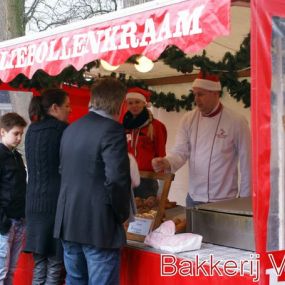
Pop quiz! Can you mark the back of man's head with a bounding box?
[90,77,127,116]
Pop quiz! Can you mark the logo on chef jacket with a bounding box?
[216,128,227,139]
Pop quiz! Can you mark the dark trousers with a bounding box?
[32,253,63,285]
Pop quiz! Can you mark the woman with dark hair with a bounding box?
[25,88,71,285]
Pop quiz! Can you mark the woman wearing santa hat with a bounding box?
[122,87,167,198]
[152,71,251,207]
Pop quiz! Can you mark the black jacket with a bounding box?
[0,143,26,235]
[25,116,67,256]
[54,112,131,248]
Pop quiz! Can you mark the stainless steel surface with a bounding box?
[195,197,252,216]
[186,197,255,251]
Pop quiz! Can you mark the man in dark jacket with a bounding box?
[54,77,131,285]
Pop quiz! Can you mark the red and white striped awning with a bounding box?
[0,0,230,82]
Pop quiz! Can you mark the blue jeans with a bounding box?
[62,240,120,285]
[0,219,25,285]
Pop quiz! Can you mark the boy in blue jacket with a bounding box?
[0,112,27,285]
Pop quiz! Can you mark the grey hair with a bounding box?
[90,77,127,116]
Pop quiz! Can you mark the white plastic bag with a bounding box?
[144,220,202,253]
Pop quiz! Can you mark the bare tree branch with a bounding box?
[25,0,119,33]
[24,0,43,24]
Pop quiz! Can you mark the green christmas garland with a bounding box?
[7,34,250,112]
[156,33,250,110]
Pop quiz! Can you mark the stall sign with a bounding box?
[0,0,230,82]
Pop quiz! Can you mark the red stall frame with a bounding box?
[252,0,285,284]
[6,0,285,284]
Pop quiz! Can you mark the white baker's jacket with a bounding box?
[166,105,251,202]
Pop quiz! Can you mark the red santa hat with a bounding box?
[192,71,221,91]
[126,87,151,103]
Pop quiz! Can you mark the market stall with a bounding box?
[1,0,282,284]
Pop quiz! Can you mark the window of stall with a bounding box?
[269,16,285,251]
[0,91,12,116]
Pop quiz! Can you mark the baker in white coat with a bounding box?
[152,71,251,207]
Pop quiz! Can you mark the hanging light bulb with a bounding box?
[100,59,120,71]
[134,56,154,73]
[83,72,93,82]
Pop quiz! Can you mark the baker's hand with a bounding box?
[152,157,171,173]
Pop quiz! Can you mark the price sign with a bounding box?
[127,217,153,236]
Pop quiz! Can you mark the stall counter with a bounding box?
[14,241,258,285]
